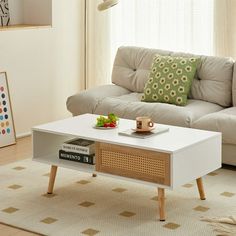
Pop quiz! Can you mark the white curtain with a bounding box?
[214,0,236,58]
[86,0,236,87]
[86,0,111,88]
[110,0,214,61]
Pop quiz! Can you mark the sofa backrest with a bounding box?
[112,46,235,107]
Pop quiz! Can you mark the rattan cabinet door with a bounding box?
[95,142,170,186]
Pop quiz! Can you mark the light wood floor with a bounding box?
[0,136,42,236]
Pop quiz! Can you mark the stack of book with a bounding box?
[59,138,95,165]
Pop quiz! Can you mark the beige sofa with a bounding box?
[67,46,236,166]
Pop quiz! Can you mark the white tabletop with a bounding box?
[32,114,221,154]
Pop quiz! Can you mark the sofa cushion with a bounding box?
[192,107,236,145]
[142,55,199,106]
[112,46,234,107]
[112,47,172,93]
[184,54,234,108]
[66,85,131,116]
[93,93,223,127]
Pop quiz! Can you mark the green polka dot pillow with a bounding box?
[141,55,200,106]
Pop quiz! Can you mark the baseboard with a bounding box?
[16,132,31,139]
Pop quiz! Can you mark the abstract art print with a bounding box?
[0,0,10,26]
[0,72,16,148]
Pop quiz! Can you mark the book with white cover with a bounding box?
[118,127,169,139]
[61,138,95,155]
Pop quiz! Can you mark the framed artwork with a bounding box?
[0,72,16,148]
[0,0,10,26]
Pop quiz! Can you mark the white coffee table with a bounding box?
[32,114,221,221]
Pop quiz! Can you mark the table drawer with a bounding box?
[95,142,170,186]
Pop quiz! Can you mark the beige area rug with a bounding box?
[0,159,236,236]
[201,216,236,236]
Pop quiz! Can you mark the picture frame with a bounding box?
[0,72,16,148]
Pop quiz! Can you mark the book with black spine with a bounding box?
[59,150,95,165]
[61,138,95,155]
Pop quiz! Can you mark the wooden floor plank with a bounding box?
[0,136,32,166]
[0,224,23,236]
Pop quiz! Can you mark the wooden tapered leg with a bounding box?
[196,178,206,200]
[47,165,58,194]
[158,188,165,221]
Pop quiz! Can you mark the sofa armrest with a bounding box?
[66,84,131,116]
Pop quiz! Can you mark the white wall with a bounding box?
[23,0,52,25]
[0,0,84,136]
[9,0,52,25]
[8,0,24,24]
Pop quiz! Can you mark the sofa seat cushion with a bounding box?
[192,107,236,145]
[94,93,223,127]
[66,85,131,116]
